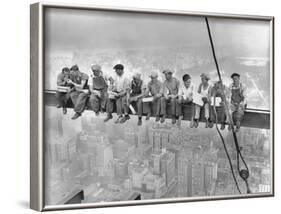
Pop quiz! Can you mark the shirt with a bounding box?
[229,82,247,104]
[130,80,144,96]
[71,71,89,89]
[147,79,164,96]
[113,74,130,93]
[198,83,211,98]
[57,72,71,86]
[91,75,108,91]
[178,83,194,100]
[163,77,180,95]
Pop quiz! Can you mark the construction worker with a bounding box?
[124,72,146,126]
[209,80,230,130]
[89,64,108,116]
[104,64,131,124]
[194,73,212,128]
[144,71,164,122]
[177,74,195,128]
[67,65,89,120]
[229,73,247,132]
[56,67,72,114]
[160,69,181,124]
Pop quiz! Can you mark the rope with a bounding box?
[205,17,251,194]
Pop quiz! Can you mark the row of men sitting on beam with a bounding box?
[56,63,247,132]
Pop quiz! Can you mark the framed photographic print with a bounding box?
[30,2,274,211]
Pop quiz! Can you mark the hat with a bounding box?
[62,67,70,73]
[113,64,124,70]
[182,74,191,82]
[200,73,210,81]
[70,64,79,71]
[231,73,240,78]
[91,64,102,71]
[162,69,174,74]
[132,72,141,79]
[149,71,158,78]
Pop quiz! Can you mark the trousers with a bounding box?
[106,95,126,116]
[160,97,177,116]
[70,91,89,114]
[89,92,108,113]
[56,91,70,107]
[176,99,194,119]
[194,103,210,119]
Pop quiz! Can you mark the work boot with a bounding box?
[160,115,166,123]
[228,124,232,131]
[190,119,194,128]
[208,120,214,128]
[71,112,81,120]
[172,116,176,124]
[194,119,199,128]
[115,115,123,124]
[146,113,151,121]
[235,121,241,132]
[137,117,142,126]
[62,107,67,115]
[120,115,130,124]
[205,119,209,128]
[104,113,113,122]
[155,116,160,122]
[220,123,226,130]
[177,116,183,128]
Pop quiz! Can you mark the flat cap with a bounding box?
[113,64,124,70]
[162,69,174,74]
[62,67,70,72]
[149,71,158,78]
[91,64,102,71]
[133,72,141,79]
[200,73,210,81]
[70,64,79,71]
[231,73,240,78]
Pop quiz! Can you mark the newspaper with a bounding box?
[192,92,204,106]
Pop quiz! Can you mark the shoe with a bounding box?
[137,118,142,126]
[172,116,176,124]
[115,116,123,124]
[155,116,160,122]
[120,115,130,124]
[208,120,214,128]
[228,124,232,131]
[71,112,81,120]
[160,115,166,123]
[194,119,199,128]
[146,114,151,121]
[236,121,241,132]
[190,120,194,128]
[104,114,113,122]
[205,120,209,128]
[177,116,183,127]
[220,123,225,130]
[62,107,67,115]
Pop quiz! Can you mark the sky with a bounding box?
[45,7,270,57]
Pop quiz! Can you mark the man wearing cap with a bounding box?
[89,64,108,116]
[124,72,146,126]
[144,71,164,122]
[67,65,90,120]
[104,64,131,123]
[209,80,230,130]
[56,67,72,114]
[194,73,212,128]
[177,74,195,127]
[160,69,181,124]
[228,73,247,132]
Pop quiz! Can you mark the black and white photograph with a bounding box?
[30,2,274,210]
